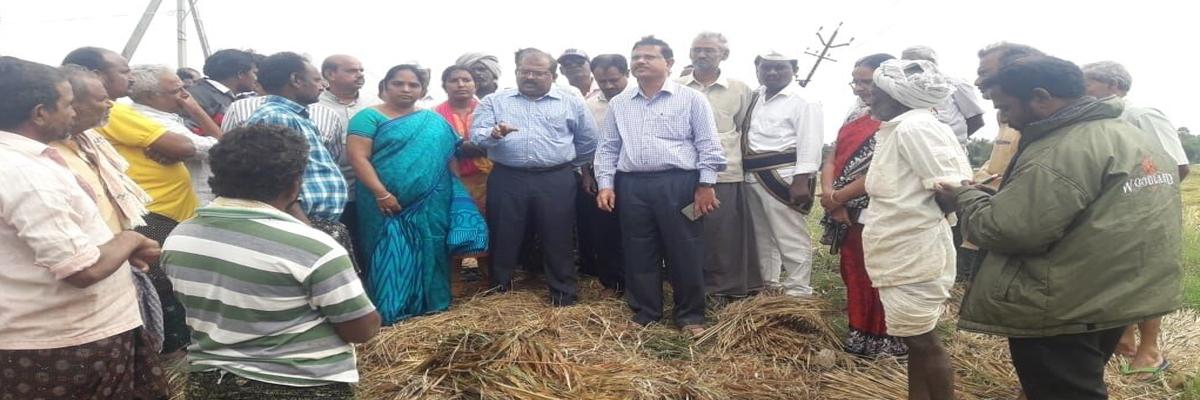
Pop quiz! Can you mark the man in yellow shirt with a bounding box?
[64,46,198,354]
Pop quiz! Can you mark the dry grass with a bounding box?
[341,281,1200,400]
[164,277,1200,399]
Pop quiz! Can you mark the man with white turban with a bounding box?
[861,58,972,399]
[456,52,502,98]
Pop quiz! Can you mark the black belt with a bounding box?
[617,169,695,177]
[494,162,572,173]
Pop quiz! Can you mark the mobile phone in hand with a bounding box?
[681,202,701,221]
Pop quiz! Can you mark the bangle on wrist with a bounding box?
[376,193,393,201]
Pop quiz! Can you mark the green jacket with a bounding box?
[955,97,1182,338]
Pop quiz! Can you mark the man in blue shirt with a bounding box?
[239,52,355,269]
[471,48,598,306]
[594,36,727,336]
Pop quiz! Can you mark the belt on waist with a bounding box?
[743,149,797,172]
[494,162,572,173]
[616,169,697,178]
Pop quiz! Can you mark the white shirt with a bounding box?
[0,130,141,350]
[131,103,219,205]
[318,90,381,122]
[745,82,824,180]
[932,77,986,144]
[1121,99,1190,166]
[861,109,972,286]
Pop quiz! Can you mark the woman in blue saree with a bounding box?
[347,64,487,325]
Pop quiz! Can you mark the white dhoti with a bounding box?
[746,178,812,296]
[877,262,955,337]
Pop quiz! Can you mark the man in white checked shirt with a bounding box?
[594,36,727,337]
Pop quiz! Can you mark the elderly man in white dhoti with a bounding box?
[860,59,972,400]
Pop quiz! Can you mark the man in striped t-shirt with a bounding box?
[162,124,379,398]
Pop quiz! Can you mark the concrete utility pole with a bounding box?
[176,0,186,68]
[121,0,211,67]
[798,22,854,88]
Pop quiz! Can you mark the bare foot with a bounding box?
[1114,343,1138,357]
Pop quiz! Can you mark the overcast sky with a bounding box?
[2,0,1195,142]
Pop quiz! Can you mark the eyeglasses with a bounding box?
[517,69,553,78]
[848,79,873,89]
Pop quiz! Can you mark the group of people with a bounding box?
[0,30,1188,400]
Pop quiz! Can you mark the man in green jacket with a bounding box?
[935,56,1182,400]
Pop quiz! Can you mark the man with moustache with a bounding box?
[677,32,758,303]
[578,54,630,296]
[744,52,823,299]
[595,36,727,335]
[471,48,598,306]
[0,57,168,400]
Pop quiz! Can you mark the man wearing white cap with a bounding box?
[558,49,600,100]
[862,58,972,399]
[744,52,823,298]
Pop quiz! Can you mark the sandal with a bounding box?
[1120,357,1170,381]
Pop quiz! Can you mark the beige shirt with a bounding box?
[861,109,972,286]
[1121,99,1190,166]
[974,121,1022,189]
[0,131,141,350]
[679,72,752,182]
[51,140,123,233]
[586,93,611,128]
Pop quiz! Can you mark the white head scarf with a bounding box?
[873,59,954,109]
[455,53,502,79]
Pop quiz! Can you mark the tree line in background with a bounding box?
[963,127,1199,168]
[826,128,1197,170]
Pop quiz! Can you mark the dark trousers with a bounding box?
[576,177,625,291]
[339,201,367,274]
[486,164,578,305]
[616,170,705,326]
[1008,327,1125,400]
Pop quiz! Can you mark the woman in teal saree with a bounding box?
[347,65,487,325]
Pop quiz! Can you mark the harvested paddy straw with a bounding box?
[168,280,1200,399]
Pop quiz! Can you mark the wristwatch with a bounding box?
[697,182,715,188]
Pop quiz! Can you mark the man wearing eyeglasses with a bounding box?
[676,31,758,304]
[471,48,598,307]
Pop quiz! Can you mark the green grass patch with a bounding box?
[1179,171,1200,308]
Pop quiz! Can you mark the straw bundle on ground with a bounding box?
[167,279,1200,399]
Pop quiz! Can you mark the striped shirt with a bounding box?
[469,86,597,168]
[594,81,727,189]
[161,197,375,387]
[240,96,348,221]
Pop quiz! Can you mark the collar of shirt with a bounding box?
[0,130,49,156]
[633,80,680,100]
[880,108,932,132]
[203,197,301,223]
[680,72,730,90]
[319,89,363,108]
[130,103,189,130]
[506,86,565,101]
[759,81,803,102]
[206,78,232,95]
[264,95,310,118]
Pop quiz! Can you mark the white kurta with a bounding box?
[861,108,970,336]
[861,108,971,287]
[744,83,824,296]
